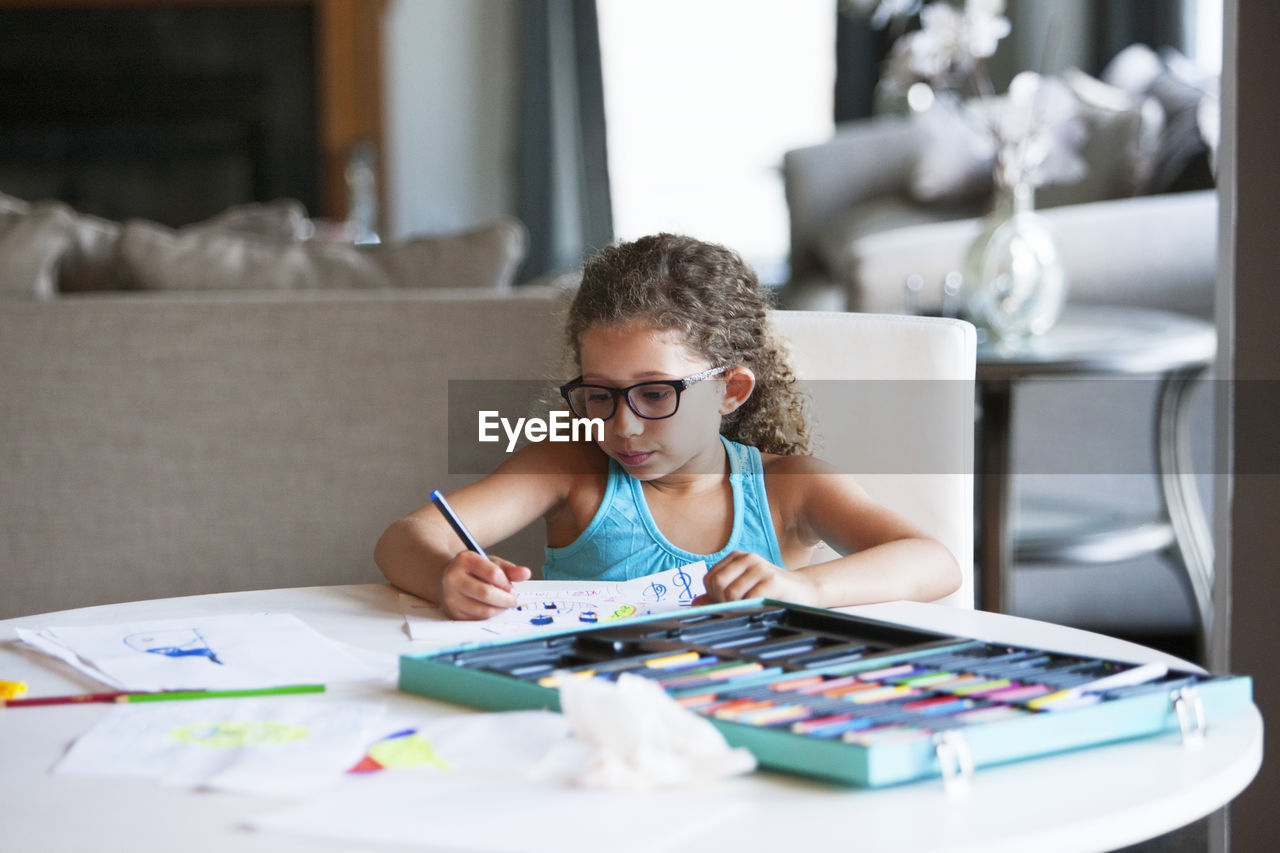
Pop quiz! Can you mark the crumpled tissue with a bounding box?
[532,672,757,791]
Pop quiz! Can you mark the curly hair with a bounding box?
[565,233,811,456]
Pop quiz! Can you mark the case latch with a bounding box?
[934,730,975,795]
[1173,685,1207,745]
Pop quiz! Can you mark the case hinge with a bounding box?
[1173,685,1207,745]
[934,730,975,795]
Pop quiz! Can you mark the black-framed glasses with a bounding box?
[559,366,729,421]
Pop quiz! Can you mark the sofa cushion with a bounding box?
[816,193,988,291]
[57,198,315,293]
[0,203,76,299]
[119,217,529,292]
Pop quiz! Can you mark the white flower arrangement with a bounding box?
[875,0,1011,97]
[853,0,1087,194]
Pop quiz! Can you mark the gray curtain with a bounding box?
[834,1,1190,124]
[518,0,613,280]
[1089,0,1186,73]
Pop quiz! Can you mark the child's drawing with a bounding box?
[400,562,708,643]
[124,628,223,665]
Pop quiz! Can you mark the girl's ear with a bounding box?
[719,366,755,415]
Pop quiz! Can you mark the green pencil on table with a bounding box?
[0,684,325,708]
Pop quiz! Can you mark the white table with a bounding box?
[0,585,1261,852]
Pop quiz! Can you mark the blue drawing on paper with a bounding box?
[124,628,224,665]
[643,581,667,603]
[674,567,695,603]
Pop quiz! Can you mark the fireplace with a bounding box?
[0,0,383,226]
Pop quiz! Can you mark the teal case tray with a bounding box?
[398,599,1252,788]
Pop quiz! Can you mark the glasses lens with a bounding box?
[567,386,616,420]
[627,383,679,418]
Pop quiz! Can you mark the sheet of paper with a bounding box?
[250,770,746,853]
[18,612,385,691]
[15,627,127,689]
[401,562,707,644]
[350,710,571,776]
[54,698,387,798]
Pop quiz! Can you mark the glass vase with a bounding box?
[960,182,1067,341]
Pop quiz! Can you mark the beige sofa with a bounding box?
[1,288,979,619]
[0,287,575,619]
[0,195,551,618]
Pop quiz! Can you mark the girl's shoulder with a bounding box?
[759,451,837,477]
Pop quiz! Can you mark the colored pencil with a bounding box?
[1,684,325,708]
[429,489,488,559]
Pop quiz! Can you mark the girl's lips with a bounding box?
[615,450,654,466]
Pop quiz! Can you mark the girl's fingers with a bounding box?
[490,556,533,583]
[442,553,522,619]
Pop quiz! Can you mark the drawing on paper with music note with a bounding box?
[399,562,708,643]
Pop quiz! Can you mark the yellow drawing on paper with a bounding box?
[367,732,449,770]
[171,720,309,748]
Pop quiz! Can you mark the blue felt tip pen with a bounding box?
[429,489,488,560]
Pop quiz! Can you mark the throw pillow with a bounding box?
[118,216,529,292]
[1103,44,1218,193]
[185,198,312,242]
[0,190,29,214]
[909,98,997,205]
[1036,68,1163,208]
[907,71,1164,209]
[0,202,76,299]
[58,198,315,293]
[58,211,130,293]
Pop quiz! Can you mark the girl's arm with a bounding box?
[787,457,962,605]
[701,457,961,608]
[373,442,577,618]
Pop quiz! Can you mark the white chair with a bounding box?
[771,310,976,608]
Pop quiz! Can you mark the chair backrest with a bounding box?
[770,310,976,608]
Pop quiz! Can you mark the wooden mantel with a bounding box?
[0,0,387,221]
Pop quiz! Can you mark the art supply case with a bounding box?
[398,600,1252,788]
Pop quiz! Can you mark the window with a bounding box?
[1185,0,1223,73]
[597,0,835,285]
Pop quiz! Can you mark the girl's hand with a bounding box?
[693,551,820,607]
[439,552,532,620]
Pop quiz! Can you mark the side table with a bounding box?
[976,305,1217,656]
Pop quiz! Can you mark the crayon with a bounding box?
[738,703,812,727]
[900,671,958,688]
[848,684,917,704]
[643,651,703,669]
[537,669,597,688]
[982,683,1052,703]
[854,663,918,681]
[949,678,1012,696]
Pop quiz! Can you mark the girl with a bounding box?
[375,234,960,619]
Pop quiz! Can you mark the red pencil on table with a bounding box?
[1,691,130,707]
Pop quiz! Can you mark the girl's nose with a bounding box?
[611,403,644,438]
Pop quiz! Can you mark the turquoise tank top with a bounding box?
[542,435,785,581]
